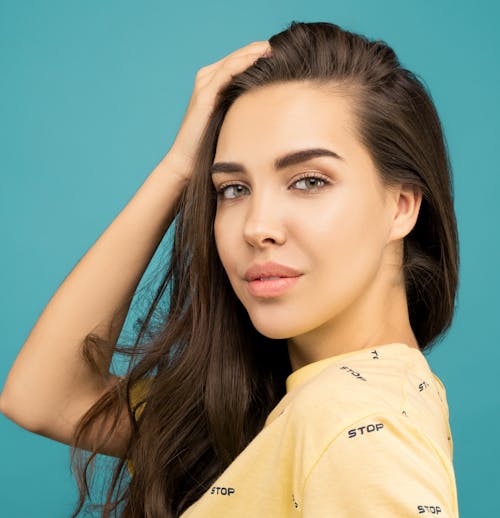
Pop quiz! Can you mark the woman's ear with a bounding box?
[387,184,423,242]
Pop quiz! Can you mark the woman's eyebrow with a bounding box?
[210,147,345,175]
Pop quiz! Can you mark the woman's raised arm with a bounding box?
[0,152,189,439]
[0,40,272,458]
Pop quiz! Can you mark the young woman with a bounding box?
[0,21,459,517]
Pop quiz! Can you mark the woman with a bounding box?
[0,20,459,517]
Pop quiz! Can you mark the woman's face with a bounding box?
[211,82,414,363]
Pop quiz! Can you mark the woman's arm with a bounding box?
[0,38,272,457]
[0,152,189,435]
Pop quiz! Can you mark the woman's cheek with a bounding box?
[214,215,236,274]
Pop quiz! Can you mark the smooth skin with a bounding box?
[211,82,423,371]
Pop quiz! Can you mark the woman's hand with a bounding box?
[165,40,272,181]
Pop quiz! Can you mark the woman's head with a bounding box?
[211,81,423,367]
[70,21,459,518]
[190,20,458,356]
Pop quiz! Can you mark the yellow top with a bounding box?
[127,342,459,516]
[125,377,150,477]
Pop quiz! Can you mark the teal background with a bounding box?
[1,0,498,516]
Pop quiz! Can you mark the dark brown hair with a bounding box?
[69,20,459,517]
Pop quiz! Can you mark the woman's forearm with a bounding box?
[0,152,190,431]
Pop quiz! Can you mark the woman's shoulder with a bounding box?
[285,349,453,459]
[286,347,443,425]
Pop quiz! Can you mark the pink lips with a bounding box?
[244,261,302,281]
[244,261,302,298]
[246,276,301,298]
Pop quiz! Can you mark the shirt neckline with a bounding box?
[285,342,422,393]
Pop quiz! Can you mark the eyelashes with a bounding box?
[215,172,332,200]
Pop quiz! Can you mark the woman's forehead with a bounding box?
[213,83,365,174]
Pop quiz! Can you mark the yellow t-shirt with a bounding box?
[126,377,150,477]
[128,342,459,516]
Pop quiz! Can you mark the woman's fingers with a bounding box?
[167,40,272,176]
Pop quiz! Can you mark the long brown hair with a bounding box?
[69,20,459,517]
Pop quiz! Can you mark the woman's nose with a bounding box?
[242,193,286,248]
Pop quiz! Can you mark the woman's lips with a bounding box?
[244,261,302,282]
[246,275,302,298]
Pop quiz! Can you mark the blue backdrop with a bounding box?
[1,0,498,516]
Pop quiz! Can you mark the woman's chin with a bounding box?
[248,316,304,340]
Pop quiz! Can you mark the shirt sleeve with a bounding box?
[301,411,459,517]
[126,377,154,477]
[128,377,153,420]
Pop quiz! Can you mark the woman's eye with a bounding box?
[215,174,329,200]
[293,175,328,191]
[216,184,250,199]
